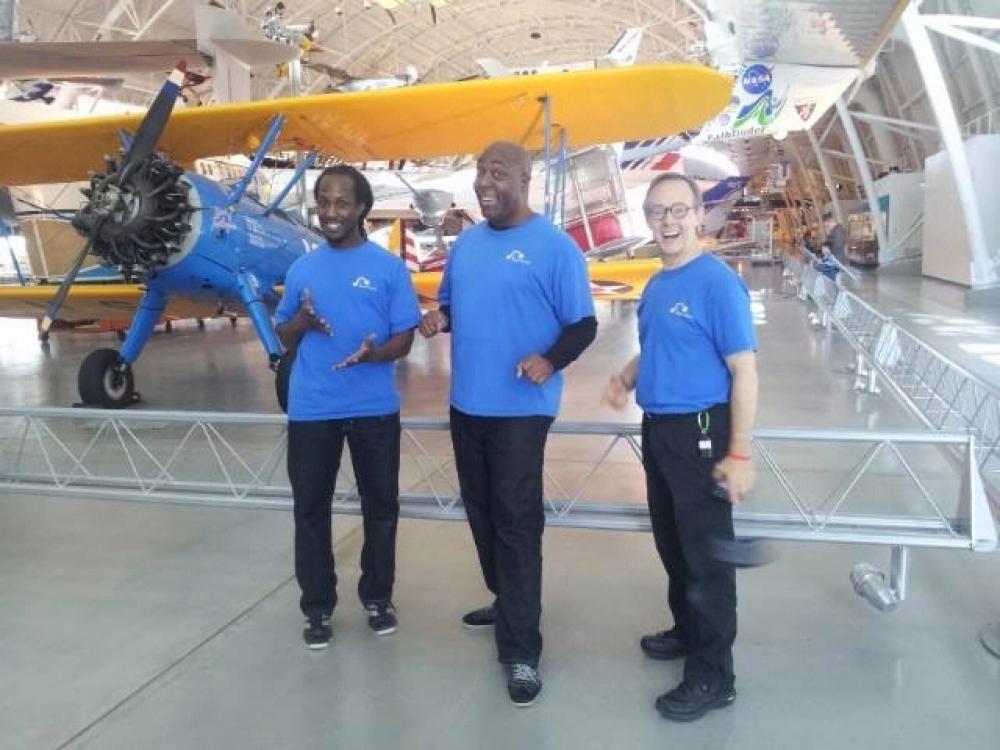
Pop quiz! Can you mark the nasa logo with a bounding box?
[741,64,772,96]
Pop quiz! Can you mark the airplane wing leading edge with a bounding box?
[0,63,732,186]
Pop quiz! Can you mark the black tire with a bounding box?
[275,349,294,414]
[78,348,135,408]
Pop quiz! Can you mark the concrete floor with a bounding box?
[1,264,998,749]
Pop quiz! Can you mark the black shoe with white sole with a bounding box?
[303,615,332,650]
[461,602,497,630]
[365,601,398,636]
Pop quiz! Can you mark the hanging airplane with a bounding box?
[0,61,731,408]
[476,27,643,77]
[307,63,421,93]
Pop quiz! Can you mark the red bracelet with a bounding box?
[726,452,752,461]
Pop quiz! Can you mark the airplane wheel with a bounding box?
[275,350,294,414]
[78,348,135,408]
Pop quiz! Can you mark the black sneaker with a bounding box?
[655,680,736,722]
[461,602,497,630]
[506,663,542,707]
[365,601,398,636]
[640,628,689,661]
[303,615,332,650]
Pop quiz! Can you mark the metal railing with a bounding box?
[0,407,993,553]
[787,252,1000,504]
[963,106,1000,137]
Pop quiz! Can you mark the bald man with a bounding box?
[420,141,597,706]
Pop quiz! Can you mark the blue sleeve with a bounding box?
[550,232,595,325]
[709,273,757,357]
[389,260,422,335]
[274,262,302,325]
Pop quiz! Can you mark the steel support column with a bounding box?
[835,97,889,255]
[902,4,996,287]
[789,139,827,242]
[807,125,844,226]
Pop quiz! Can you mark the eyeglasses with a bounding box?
[643,203,696,221]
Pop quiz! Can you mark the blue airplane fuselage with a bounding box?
[117,171,325,365]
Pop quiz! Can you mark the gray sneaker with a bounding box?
[506,663,542,707]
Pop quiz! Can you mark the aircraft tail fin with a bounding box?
[475,58,510,77]
[605,28,643,66]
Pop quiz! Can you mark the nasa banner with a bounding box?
[699,62,857,141]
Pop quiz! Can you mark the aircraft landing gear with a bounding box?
[275,351,292,414]
[78,348,138,408]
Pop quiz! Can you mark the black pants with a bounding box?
[642,404,737,689]
[450,407,553,667]
[287,414,401,619]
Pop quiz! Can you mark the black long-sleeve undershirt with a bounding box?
[544,316,597,370]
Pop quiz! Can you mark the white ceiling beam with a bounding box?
[92,0,135,41]
[923,16,1000,57]
[133,0,179,39]
[850,111,940,133]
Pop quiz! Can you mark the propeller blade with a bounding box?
[118,62,187,181]
[38,231,97,339]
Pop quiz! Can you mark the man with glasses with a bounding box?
[605,172,759,722]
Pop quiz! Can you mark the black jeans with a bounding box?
[287,414,401,619]
[450,407,553,668]
[641,404,737,689]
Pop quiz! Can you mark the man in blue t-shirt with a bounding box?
[605,173,759,722]
[420,141,596,707]
[275,165,421,650]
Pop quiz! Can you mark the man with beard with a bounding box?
[275,165,421,649]
[420,141,597,706]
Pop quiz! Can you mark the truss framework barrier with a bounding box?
[788,252,1000,505]
[0,406,994,557]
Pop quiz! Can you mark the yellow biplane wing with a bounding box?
[0,63,731,186]
[0,258,663,319]
[0,284,219,319]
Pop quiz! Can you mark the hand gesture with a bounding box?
[712,456,756,504]
[333,333,376,370]
[297,288,332,335]
[602,374,630,410]
[419,309,448,338]
[515,354,554,385]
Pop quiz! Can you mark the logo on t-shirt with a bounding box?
[669,301,693,319]
[352,276,377,291]
[505,249,530,265]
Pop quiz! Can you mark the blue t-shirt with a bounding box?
[274,240,421,421]
[439,214,595,417]
[637,253,756,414]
